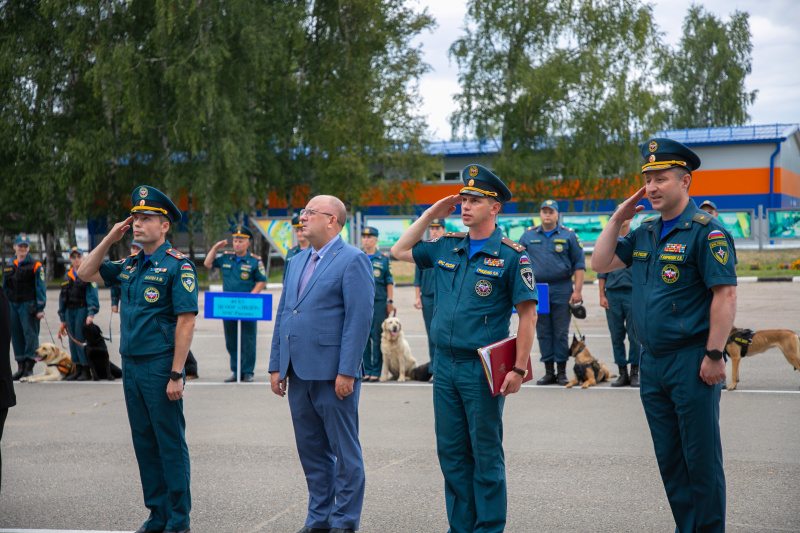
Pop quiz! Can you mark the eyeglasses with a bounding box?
[300,207,336,219]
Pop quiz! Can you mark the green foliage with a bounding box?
[659,6,757,128]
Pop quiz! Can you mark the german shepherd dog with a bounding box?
[725,327,800,391]
[566,334,612,388]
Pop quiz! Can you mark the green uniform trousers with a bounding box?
[9,300,39,361]
[362,300,386,378]
[64,308,88,365]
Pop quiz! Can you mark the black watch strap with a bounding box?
[170,370,183,381]
[705,349,723,361]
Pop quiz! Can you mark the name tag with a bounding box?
[437,259,457,271]
[117,273,131,281]
[222,264,232,268]
[553,239,567,244]
[659,254,686,263]
[632,250,650,261]
[475,267,502,277]
[143,274,167,284]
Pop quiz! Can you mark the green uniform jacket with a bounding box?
[368,249,393,301]
[212,251,267,292]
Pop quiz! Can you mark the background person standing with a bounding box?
[361,226,394,382]
[204,225,267,383]
[413,218,445,376]
[3,234,46,381]
[0,285,16,494]
[111,241,143,313]
[58,247,100,382]
[284,214,310,281]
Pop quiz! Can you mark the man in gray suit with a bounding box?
[269,195,374,533]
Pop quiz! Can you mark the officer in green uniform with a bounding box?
[699,199,719,218]
[361,226,394,381]
[112,241,142,313]
[79,186,197,533]
[58,247,100,381]
[413,219,445,374]
[283,214,310,281]
[204,225,267,382]
[392,164,538,533]
[592,139,737,533]
[3,234,46,380]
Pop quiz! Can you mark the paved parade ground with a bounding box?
[1,282,799,532]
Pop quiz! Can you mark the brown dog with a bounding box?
[20,343,74,382]
[725,327,800,391]
[566,334,612,388]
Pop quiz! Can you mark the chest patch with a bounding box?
[150,267,168,273]
[484,258,504,267]
[661,264,680,284]
[241,271,250,280]
[659,254,686,263]
[475,279,492,297]
[530,239,542,244]
[709,240,729,265]
[475,267,501,278]
[553,239,567,244]
[633,250,650,260]
[374,269,381,277]
[437,259,456,271]
[144,287,160,303]
[555,244,564,252]
[520,267,535,291]
[663,243,686,254]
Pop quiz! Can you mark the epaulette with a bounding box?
[128,252,138,257]
[693,212,712,226]
[526,226,535,231]
[166,248,187,260]
[223,251,234,255]
[501,237,525,252]
[444,232,467,238]
[565,226,575,232]
[251,254,262,260]
[642,215,660,223]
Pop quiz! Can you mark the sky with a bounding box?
[411,0,800,141]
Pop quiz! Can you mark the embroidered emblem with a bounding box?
[659,254,685,263]
[181,264,193,271]
[484,258,504,267]
[143,275,165,283]
[475,267,501,277]
[709,240,729,265]
[520,267,535,291]
[649,141,658,152]
[555,244,564,252]
[633,251,650,260]
[475,279,492,297]
[437,259,456,270]
[661,264,679,284]
[181,273,195,292]
[118,273,131,280]
[241,271,250,280]
[708,230,724,240]
[139,187,148,198]
[663,243,686,254]
[519,255,531,265]
[144,287,160,302]
[374,269,381,277]
[129,265,137,274]
[469,165,479,178]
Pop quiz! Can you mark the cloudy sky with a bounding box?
[411,0,800,140]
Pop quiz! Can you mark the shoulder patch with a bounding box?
[444,232,467,238]
[693,212,712,226]
[166,248,187,260]
[501,237,525,252]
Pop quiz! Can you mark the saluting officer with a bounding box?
[283,214,310,281]
[413,218,445,375]
[392,164,538,533]
[58,247,100,381]
[592,138,737,533]
[361,226,394,382]
[3,234,46,381]
[111,241,143,313]
[79,186,197,533]
[518,200,585,385]
[204,225,267,382]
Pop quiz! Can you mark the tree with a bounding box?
[660,5,757,129]
[449,0,667,209]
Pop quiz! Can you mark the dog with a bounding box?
[725,327,800,391]
[411,362,433,382]
[82,323,122,381]
[566,334,612,388]
[379,315,416,382]
[20,344,74,382]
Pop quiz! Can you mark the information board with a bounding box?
[204,292,273,321]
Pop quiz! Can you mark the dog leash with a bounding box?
[572,318,583,338]
[42,314,57,344]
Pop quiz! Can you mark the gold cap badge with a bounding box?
[648,141,658,153]
[469,166,478,177]
[139,187,148,198]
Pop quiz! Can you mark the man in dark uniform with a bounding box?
[597,218,641,387]
[413,218,445,375]
[112,241,142,313]
[79,185,197,533]
[392,164,538,533]
[284,214,310,281]
[0,284,17,490]
[3,234,46,381]
[592,138,737,533]
[361,226,394,382]
[204,225,267,382]
[518,200,585,385]
[699,200,719,218]
[58,247,100,381]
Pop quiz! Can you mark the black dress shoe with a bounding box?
[164,529,190,533]
[330,528,355,533]
[134,527,164,533]
[242,374,255,382]
[297,527,330,533]
[536,372,557,385]
[224,373,238,383]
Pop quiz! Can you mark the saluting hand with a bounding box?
[107,216,133,243]
[213,239,228,249]
[612,187,647,223]
[427,195,461,220]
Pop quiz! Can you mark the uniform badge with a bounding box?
[112,259,125,265]
[39,269,45,281]
[181,263,193,271]
[129,265,137,274]
[475,267,501,277]
[374,269,381,277]
[241,271,250,280]
[520,267,535,291]
[144,287,160,302]
[428,236,440,243]
[649,154,656,163]
[181,273,195,292]
[484,258,504,267]
[709,240,729,265]
[469,166,478,178]
[663,243,686,254]
[475,279,492,297]
[437,259,456,270]
[259,265,266,276]
[649,140,658,152]
[555,244,563,252]
[139,199,146,206]
[150,267,168,273]
[708,230,724,240]
[519,255,531,265]
[661,264,679,284]
[139,187,148,198]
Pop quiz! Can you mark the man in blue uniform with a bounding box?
[361,226,394,382]
[112,241,142,313]
[79,186,197,533]
[204,225,267,382]
[597,217,641,387]
[58,247,100,381]
[518,200,585,385]
[413,218,445,375]
[3,234,46,381]
[284,214,310,281]
[699,200,719,218]
[592,138,737,533]
[392,164,538,533]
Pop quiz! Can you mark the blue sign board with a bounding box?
[204,292,273,321]
[513,283,549,315]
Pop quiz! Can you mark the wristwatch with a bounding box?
[705,349,723,361]
[511,366,528,378]
[387,299,394,304]
[170,371,183,381]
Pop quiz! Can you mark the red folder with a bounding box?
[477,335,533,396]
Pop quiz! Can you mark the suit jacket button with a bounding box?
[292,310,297,315]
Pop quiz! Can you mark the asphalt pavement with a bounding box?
[1,282,799,532]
